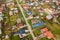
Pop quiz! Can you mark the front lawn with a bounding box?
[12,35,20,40]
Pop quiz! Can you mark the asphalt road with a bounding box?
[15,0,36,40]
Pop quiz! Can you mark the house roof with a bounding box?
[19,29,25,34]
[43,31,54,39]
[22,4,28,9]
[41,28,48,32]
[46,14,52,20]
[31,20,38,24]
[9,11,13,16]
[17,23,23,28]
[42,27,54,39]
[16,18,21,23]
[53,14,58,17]
[27,11,31,15]
[32,20,44,28]
[1,4,5,7]
[0,8,3,13]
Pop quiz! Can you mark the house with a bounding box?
[32,21,44,28]
[27,11,32,15]
[1,4,5,7]
[43,31,54,39]
[16,18,21,23]
[56,0,60,3]
[31,19,38,24]
[22,4,28,10]
[9,11,13,16]
[56,0,60,5]
[53,14,58,18]
[41,27,48,33]
[14,8,18,14]
[28,14,33,19]
[11,2,14,5]
[0,8,3,14]
[19,29,26,36]
[33,2,39,6]
[46,14,52,20]
[31,20,45,28]
[17,23,23,28]
[19,27,29,36]
[41,28,54,39]
[11,25,16,30]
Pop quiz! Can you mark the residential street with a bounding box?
[15,0,35,40]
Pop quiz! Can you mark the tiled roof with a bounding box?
[43,31,54,39]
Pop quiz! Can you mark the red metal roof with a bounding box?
[42,28,48,32]
[44,31,54,39]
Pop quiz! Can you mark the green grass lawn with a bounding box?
[33,28,41,37]
[40,37,54,40]
[12,35,20,40]
[23,10,28,17]
[22,34,33,40]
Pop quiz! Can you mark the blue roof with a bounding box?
[27,11,31,15]
[19,29,25,34]
[32,21,45,28]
